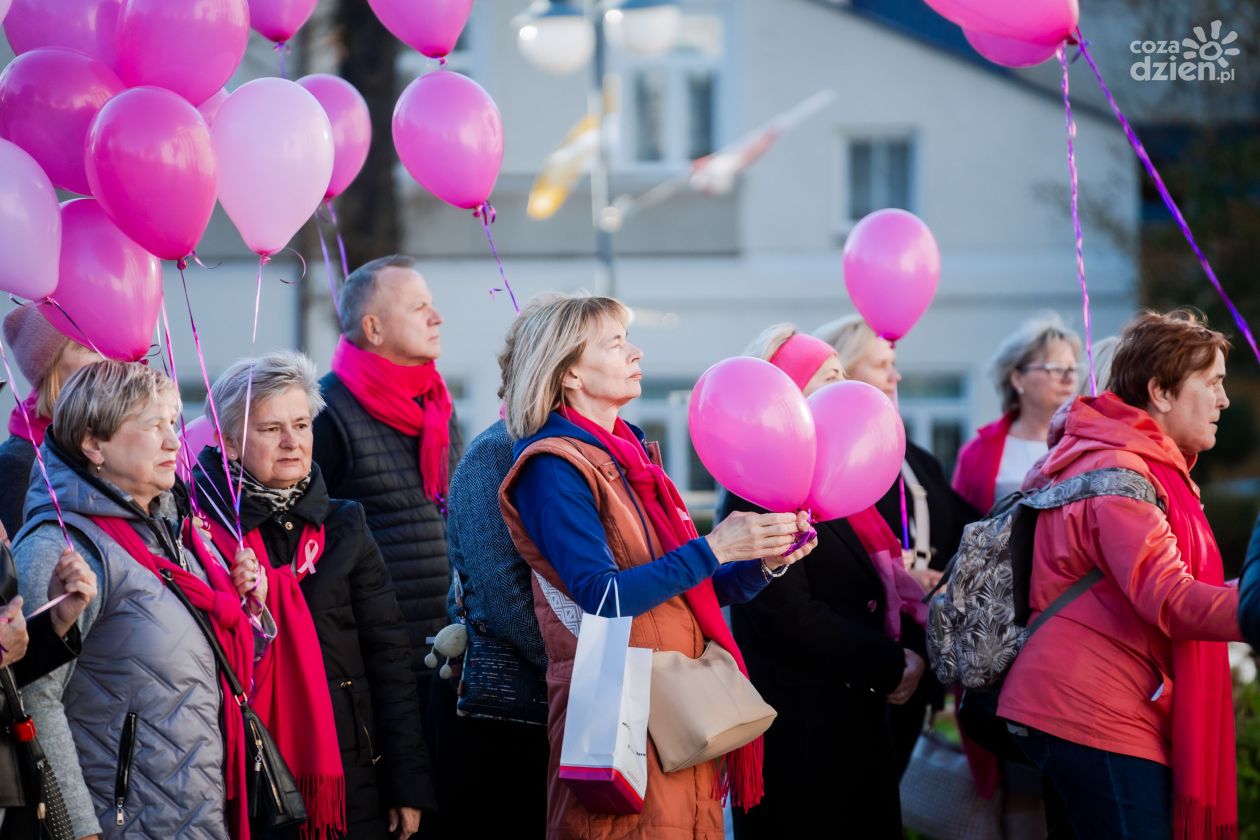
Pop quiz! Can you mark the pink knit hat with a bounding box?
[2,306,72,389]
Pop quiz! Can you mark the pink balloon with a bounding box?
[368,0,472,58]
[843,209,940,343]
[116,0,249,106]
[689,357,816,512]
[212,78,334,257]
[0,139,61,300]
[248,0,317,43]
[42,198,162,362]
[3,0,122,69]
[297,74,372,200]
[177,415,217,483]
[0,48,124,195]
[85,86,218,261]
[805,382,906,521]
[393,71,503,211]
[197,87,229,126]
[0,0,10,25]
[923,0,1078,46]
[964,28,1061,68]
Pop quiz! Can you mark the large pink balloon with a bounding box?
[964,28,1060,68]
[0,48,124,195]
[297,74,372,200]
[924,0,1078,46]
[3,0,122,68]
[368,0,473,58]
[248,0,317,43]
[393,71,503,210]
[806,382,906,521]
[42,199,162,362]
[197,87,229,126]
[213,78,334,257]
[85,86,218,261]
[177,415,218,483]
[843,209,940,343]
[116,0,249,106]
[0,139,61,300]
[0,0,10,25]
[689,357,816,512]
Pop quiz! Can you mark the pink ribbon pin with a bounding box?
[297,539,319,576]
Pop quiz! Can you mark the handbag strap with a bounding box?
[157,568,247,705]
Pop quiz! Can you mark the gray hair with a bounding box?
[742,323,799,362]
[990,312,1083,413]
[503,293,630,440]
[814,314,877,372]
[338,254,417,342]
[1079,335,1120,396]
[53,361,179,467]
[208,351,325,451]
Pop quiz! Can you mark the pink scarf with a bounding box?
[7,391,48,446]
[330,337,452,505]
[846,506,928,639]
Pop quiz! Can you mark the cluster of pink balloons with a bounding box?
[926,0,1080,68]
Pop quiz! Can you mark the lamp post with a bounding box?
[515,0,681,297]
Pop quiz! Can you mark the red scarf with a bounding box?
[8,391,49,446]
[330,337,452,505]
[559,407,765,810]
[91,516,254,840]
[1148,460,1237,840]
[205,518,346,840]
[846,507,928,640]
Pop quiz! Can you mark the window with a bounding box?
[897,373,969,473]
[846,136,915,221]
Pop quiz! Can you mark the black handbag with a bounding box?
[456,628,548,726]
[158,569,308,832]
[0,667,75,840]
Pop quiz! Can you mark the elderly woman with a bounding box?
[0,306,101,536]
[498,294,815,839]
[999,310,1241,838]
[192,351,427,840]
[720,324,925,840]
[14,360,264,839]
[953,313,1082,514]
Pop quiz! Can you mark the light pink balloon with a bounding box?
[85,86,218,261]
[368,0,473,58]
[3,0,122,69]
[212,78,334,257]
[248,0,317,43]
[177,415,218,483]
[116,0,249,106]
[197,87,229,125]
[0,0,11,25]
[843,209,940,343]
[689,357,816,513]
[923,0,1078,46]
[393,71,503,210]
[297,74,372,200]
[42,198,162,362]
[806,382,906,521]
[964,28,1061,67]
[0,139,61,300]
[0,48,124,195]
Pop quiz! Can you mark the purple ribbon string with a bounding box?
[890,384,911,551]
[158,296,203,517]
[326,202,351,279]
[40,297,109,361]
[1076,38,1260,365]
[474,201,520,314]
[1059,46,1097,397]
[275,42,289,79]
[314,205,345,321]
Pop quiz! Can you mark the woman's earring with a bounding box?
[95,461,104,474]
[1016,386,1025,395]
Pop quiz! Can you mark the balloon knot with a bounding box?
[474,201,496,224]
[177,257,189,271]
[439,56,448,68]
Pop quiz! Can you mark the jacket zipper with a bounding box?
[114,713,138,826]
[339,679,379,764]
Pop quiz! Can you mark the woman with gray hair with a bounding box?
[191,350,428,840]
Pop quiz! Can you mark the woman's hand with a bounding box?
[762,511,817,571]
[886,649,925,705]
[706,511,805,564]
[232,548,268,608]
[908,566,943,592]
[0,596,29,668]
[49,548,98,638]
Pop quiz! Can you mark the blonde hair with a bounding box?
[53,361,179,467]
[503,294,631,440]
[814,315,878,372]
[1079,335,1120,396]
[742,323,799,362]
[210,351,326,451]
[36,344,70,419]
[990,312,1083,413]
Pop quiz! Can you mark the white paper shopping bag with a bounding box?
[558,581,653,814]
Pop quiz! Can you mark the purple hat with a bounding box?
[2,307,72,389]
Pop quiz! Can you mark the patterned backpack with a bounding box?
[926,467,1162,689]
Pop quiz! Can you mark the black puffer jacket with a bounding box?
[193,452,435,834]
[0,435,36,538]
[312,373,464,676]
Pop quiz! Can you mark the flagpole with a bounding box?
[588,0,616,297]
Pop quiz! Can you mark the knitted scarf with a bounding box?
[330,337,452,505]
[560,406,765,810]
[7,391,48,446]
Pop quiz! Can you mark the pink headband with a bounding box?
[768,333,838,391]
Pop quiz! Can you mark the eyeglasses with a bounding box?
[1019,363,1079,382]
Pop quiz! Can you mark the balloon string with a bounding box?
[158,295,202,517]
[326,202,351,278]
[314,205,344,321]
[39,297,109,360]
[1076,38,1260,365]
[1059,46,1096,397]
[475,201,520,314]
[892,383,910,551]
[275,42,289,79]
[252,256,268,343]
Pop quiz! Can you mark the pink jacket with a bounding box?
[951,412,1015,515]
[998,394,1240,765]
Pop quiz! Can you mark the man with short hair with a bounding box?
[313,255,464,833]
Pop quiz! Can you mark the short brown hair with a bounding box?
[1108,309,1230,409]
[53,361,179,466]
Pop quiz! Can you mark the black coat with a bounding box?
[874,440,980,572]
[312,373,464,679]
[0,435,35,538]
[718,492,911,840]
[194,453,434,835]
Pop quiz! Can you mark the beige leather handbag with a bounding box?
[648,641,777,772]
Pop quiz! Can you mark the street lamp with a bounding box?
[515,0,681,296]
